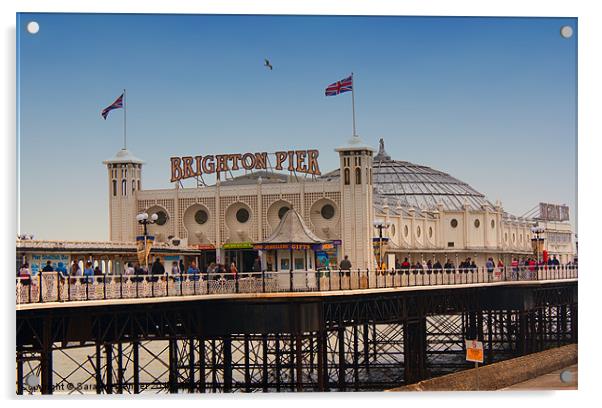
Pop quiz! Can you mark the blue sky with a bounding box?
[17,13,577,240]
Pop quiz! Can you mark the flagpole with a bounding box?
[351,73,356,136]
[123,88,127,150]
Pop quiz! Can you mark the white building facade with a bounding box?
[104,137,575,272]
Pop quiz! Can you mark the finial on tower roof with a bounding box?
[374,138,391,161]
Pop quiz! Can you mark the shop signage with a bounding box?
[170,150,321,182]
[223,242,255,250]
[538,203,569,222]
[30,253,70,276]
[190,244,216,250]
[254,243,311,250]
[311,243,334,251]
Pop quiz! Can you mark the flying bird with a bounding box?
[264,59,273,70]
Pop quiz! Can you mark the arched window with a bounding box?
[122,179,126,196]
[137,180,141,190]
[112,180,117,196]
[355,167,361,184]
[344,168,350,185]
[132,179,136,192]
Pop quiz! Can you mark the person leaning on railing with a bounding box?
[339,255,352,277]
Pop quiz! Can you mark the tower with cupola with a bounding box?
[335,135,375,269]
[103,149,144,241]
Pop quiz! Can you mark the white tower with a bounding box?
[336,135,375,269]
[103,149,144,242]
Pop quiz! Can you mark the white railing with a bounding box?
[15,265,578,305]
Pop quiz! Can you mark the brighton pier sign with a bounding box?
[170,150,321,183]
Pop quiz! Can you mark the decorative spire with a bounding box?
[374,138,391,161]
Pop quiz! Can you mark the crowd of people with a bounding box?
[17,254,577,286]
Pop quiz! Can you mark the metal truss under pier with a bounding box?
[16,281,577,394]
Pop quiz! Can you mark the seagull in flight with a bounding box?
[264,58,273,70]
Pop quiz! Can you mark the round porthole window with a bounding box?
[512,233,516,243]
[321,204,335,220]
[155,211,168,226]
[504,232,508,242]
[278,206,290,219]
[194,209,208,225]
[450,219,458,228]
[474,219,480,228]
[417,226,421,237]
[429,227,433,238]
[404,225,409,237]
[390,224,396,237]
[236,208,250,223]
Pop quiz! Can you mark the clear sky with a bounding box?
[16,13,577,241]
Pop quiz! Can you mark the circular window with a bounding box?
[512,233,516,243]
[390,224,396,237]
[236,208,250,223]
[194,209,208,225]
[504,232,508,242]
[491,220,495,229]
[429,227,433,238]
[155,211,168,226]
[474,219,480,228]
[278,206,290,219]
[404,225,409,237]
[417,226,421,238]
[321,204,335,220]
[450,219,458,228]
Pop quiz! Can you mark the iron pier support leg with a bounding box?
[105,343,113,394]
[296,334,303,392]
[133,340,140,394]
[518,311,528,356]
[199,338,206,393]
[189,338,195,393]
[353,324,359,390]
[317,330,329,392]
[244,335,251,393]
[223,337,233,393]
[117,342,124,394]
[363,323,370,372]
[168,338,178,393]
[570,304,578,342]
[96,342,103,394]
[275,334,281,392]
[290,336,295,391]
[262,334,268,392]
[486,312,493,364]
[40,318,53,395]
[16,351,24,395]
[338,327,346,391]
[403,317,428,384]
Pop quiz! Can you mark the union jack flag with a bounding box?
[325,75,353,96]
[101,93,124,119]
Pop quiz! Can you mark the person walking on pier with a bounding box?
[486,257,495,281]
[150,257,164,282]
[41,261,54,273]
[188,261,200,281]
[83,261,94,284]
[229,262,238,279]
[511,258,519,280]
[18,263,31,286]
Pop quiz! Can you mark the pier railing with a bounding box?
[15,265,578,305]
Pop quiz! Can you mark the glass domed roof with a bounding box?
[322,138,494,212]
